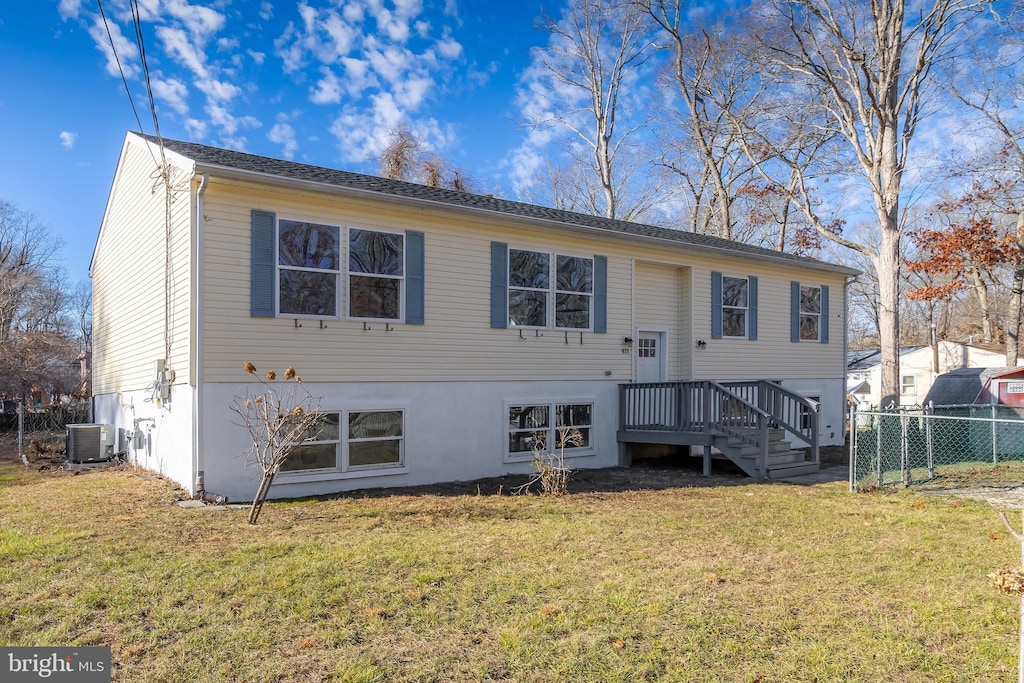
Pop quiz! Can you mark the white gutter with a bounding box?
[192,172,209,496]
[193,162,861,279]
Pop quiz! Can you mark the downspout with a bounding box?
[193,173,209,498]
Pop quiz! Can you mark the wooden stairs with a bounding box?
[713,428,819,479]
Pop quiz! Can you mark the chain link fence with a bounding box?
[12,402,91,464]
[850,404,1024,491]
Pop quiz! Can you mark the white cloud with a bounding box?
[375,7,410,43]
[165,0,225,42]
[152,77,190,116]
[436,35,462,60]
[393,75,433,109]
[157,25,209,78]
[87,15,139,79]
[310,67,343,105]
[341,57,379,97]
[186,118,208,139]
[59,131,78,149]
[342,2,364,22]
[322,11,358,57]
[207,104,261,136]
[260,2,273,21]
[248,49,265,65]
[329,92,452,164]
[268,122,298,159]
[196,78,241,103]
[217,37,240,51]
[365,44,413,86]
[58,0,82,21]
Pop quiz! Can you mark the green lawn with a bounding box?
[0,462,1019,682]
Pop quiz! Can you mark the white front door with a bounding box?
[636,331,666,383]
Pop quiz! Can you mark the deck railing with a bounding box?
[619,380,820,475]
[721,380,819,463]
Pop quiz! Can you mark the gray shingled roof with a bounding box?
[923,367,1007,406]
[139,133,858,276]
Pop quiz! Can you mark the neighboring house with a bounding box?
[847,342,1015,408]
[925,366,1024,408]
[91,132,857,501]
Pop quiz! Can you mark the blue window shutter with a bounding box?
[490,242,508,329]
[820,284,830,343]
[747,276,758,340]
[711,271,723,339]
[593,255,607,333]
[405,230,425,324]
[251,210,276,317]
[791,281,801,342]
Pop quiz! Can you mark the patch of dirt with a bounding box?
[331,458,758,500]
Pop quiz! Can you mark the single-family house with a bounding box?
[847,342,1014,408]
[91,132,858,501]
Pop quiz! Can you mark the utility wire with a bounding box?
[125,0,175,373]
[95,0,158,168]
[95,0,146,136]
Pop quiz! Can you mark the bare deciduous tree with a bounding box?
[527,0,657,221]
[728,0,989,405]
[377,127,476,192]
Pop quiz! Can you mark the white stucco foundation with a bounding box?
[198,379,621,502]
[93,385,196,491]
[779,378,847,446]
[94,376,845,503]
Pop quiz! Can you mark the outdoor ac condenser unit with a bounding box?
[66,424,114,463]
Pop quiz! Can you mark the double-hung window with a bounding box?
[508,249,549,327]
[799,285,822,341]
[555,255,593,329]
[507,402,593,460]
[347,410,404,468]
[901,375,917,396]
[348,228,404,320]
[280,413,342,472]
[277,220,341,317]
[722,276,749,338]
[508,249,593,329]
[280,409,405,474]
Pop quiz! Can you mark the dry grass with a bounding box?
[0,459,1020,682]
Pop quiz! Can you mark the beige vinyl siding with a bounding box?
[201,180,631,383]
[199,177,847,384]
[634,262,689,380]
[690,265,847,380]
[92,139,192,394]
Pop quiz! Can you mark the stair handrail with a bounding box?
[721,380,819,464]
[706,381,772,477]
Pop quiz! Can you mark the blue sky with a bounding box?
[0,0,570,287]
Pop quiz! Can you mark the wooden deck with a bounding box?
[617,380,820,479]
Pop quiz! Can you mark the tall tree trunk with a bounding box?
[970,268,993,343]
[876,227,902,408]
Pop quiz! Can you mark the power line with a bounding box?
[94,0,146,137]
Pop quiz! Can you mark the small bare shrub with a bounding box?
[512,427,581,497]
[231,362,322,524]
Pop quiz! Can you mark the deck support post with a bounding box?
[618,441,631,467]
[703,445,712,477]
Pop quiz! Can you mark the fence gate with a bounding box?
[850,404,1024,492]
